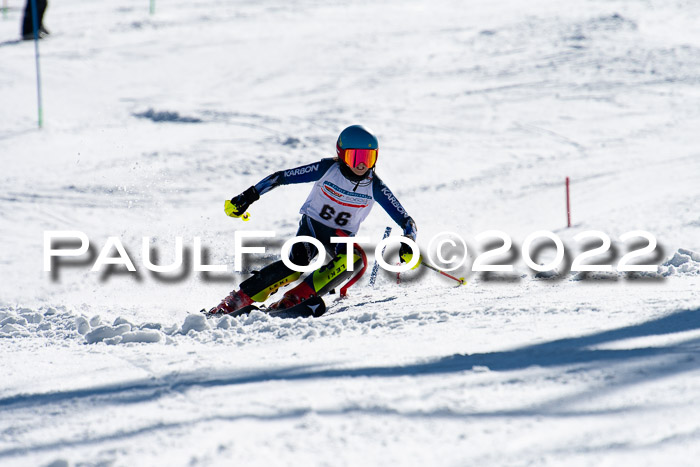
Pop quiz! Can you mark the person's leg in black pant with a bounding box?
[22,0,48,39]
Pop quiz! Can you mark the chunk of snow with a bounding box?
[659,249,700,276]
[120,330,162,343]
[181,314,210,334]
[216,316,232,329]
[244,310,270,325]
[1,324,22,335]
[75,317,90,335]
[85,324,131,344]
[113,317,134,327]
[1,316,27,326]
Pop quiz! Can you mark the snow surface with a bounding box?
[1,0,700,465]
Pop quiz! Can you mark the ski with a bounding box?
[200,296,326,319]
[200,304,259,318]
[267,296,327,319]
[202,293,397,320]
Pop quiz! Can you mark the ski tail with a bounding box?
[268,296,326,319]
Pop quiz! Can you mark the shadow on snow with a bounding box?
[1,307,699,457]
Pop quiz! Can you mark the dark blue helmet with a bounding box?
[336,125,378,157]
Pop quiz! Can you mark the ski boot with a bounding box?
[268,282,317,310]
[207,289,253,315]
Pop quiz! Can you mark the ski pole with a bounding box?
[369,226,392,287]
[421,261,466,286]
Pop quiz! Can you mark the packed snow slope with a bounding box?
[1,0,700,465]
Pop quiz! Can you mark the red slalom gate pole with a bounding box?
[566,176,571,228]
[421,261,466,286]
[339,244,367,298]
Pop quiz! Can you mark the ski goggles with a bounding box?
[341,148,378,169]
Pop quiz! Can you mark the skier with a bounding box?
[21,0,50,40]
[208,125,419,314]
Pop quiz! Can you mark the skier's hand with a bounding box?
[399,240,422,270]
[225,186,260,218]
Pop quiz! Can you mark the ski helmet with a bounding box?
[336,125,379,169]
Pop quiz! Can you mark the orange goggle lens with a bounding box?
[342,149,377,169]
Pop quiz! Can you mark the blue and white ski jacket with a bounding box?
[254,158,417,240]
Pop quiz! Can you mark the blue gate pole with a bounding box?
[30,0,44,128]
